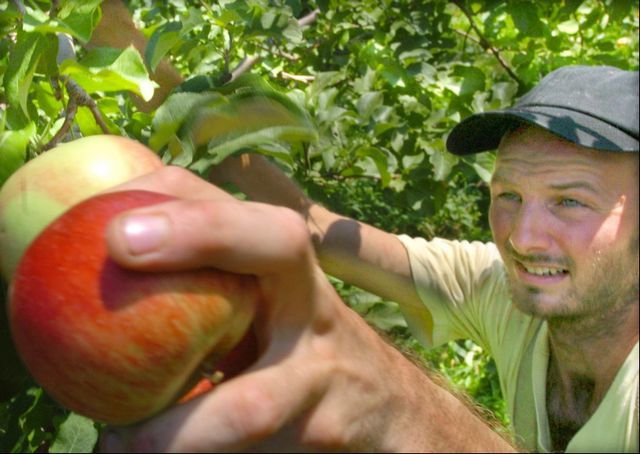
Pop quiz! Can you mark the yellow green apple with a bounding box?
[0,135,163,281]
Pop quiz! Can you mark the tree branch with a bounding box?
[43,78,110,150]
[10,0,25,15]
[65,78,110,134]
[43,100,78,151]
[298,9,320,27]
[450,0,522,86]
[280,71,315,83]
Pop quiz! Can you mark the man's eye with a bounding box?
[559,198,584,208]
[497,192,520,202]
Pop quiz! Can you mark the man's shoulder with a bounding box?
[397,235,504,275]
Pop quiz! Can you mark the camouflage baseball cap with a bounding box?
[446,65,639,154]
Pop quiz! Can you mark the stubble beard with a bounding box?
[506,233,639,338]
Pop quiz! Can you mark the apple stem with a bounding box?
[209,371,225,384]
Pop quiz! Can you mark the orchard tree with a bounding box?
[0,0,638,451]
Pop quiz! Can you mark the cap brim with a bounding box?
[446,106,639,155]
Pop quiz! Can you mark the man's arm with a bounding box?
[99,166,515,452]
[89,0,424,318]
[209,154,425,311]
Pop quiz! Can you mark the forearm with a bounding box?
[88,0,183,111]
[209,154,420,306]
[340,306,516,452]
[209,153,312,214]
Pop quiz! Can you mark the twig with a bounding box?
[65,78,110,134]
[230,55,261,81]
[224,29,234,75]
[298,9,320,27]
[43,100,77,151]
[10,0,25,15]
[49,0,60,18]
[279,71,315,83]
[450,0,522,86]
[42,78,110,150]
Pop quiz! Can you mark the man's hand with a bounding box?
[98,167,515,452]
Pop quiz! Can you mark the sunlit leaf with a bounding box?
[49,413,99,453]
[60,46,158,101]
[145,22,184,72]
[3,31,44,120]
[0,123,34,187]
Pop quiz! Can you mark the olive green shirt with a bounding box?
[397,236,639,453]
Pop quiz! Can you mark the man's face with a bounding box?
[489,125,639,323]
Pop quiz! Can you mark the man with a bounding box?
[213,65,639,452]
[99,64,638,452]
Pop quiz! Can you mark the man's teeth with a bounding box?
[524,266,566,276]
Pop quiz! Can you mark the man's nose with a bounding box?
[508,203,553,256]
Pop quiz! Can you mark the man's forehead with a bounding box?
[493,125,638,188]
[496,125,630,166]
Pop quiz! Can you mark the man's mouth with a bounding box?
[520,264,569,277]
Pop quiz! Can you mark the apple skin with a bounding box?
[9,190,260,425]
[178,325,259,403]
[0,135,163,282]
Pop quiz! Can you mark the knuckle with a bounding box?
[173,199,234,259]
[299,414,351,450]
[273,206,313,262]
[220,384,283,443]
[156,165,195,189]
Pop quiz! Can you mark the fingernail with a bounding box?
[100,429,123,453]
[121,214,171,256]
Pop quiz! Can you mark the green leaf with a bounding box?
[75,105,118,136]
[3,31,44,121]
[60,46,158,101]
[356,91,383,120]
[283,19,303,43]
[557,19,579,34]
[468,152,495,183]
[356,146,391,186]
[420,137,458,181]
[145,22,183,72]
[150,92,227,151]
[0,123,34,187]
[508,2,544,37]
[39,33,60,76]
[153,74,317,170]
[363,301,407,332]
[49,412,99,453]
[56,0,103,44]
[190,125,317,172]
[22,1,102,44]
[453,65,486,98]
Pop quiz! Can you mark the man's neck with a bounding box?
[545,301,638,451]
[547,301,638,395]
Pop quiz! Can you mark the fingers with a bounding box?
[103,166,229,201]
[104,194,313,277]
[102,164,328,330]
[98,165,347,452]
[100,349,330,453]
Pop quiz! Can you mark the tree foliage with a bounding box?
[0,0,638,451]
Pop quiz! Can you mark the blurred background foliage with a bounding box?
[0,0,638,451]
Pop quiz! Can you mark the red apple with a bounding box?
[9,190,261,425]
[178,326,259,404]
[0,135,163,282]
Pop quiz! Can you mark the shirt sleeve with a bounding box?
[395,235,526,354]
